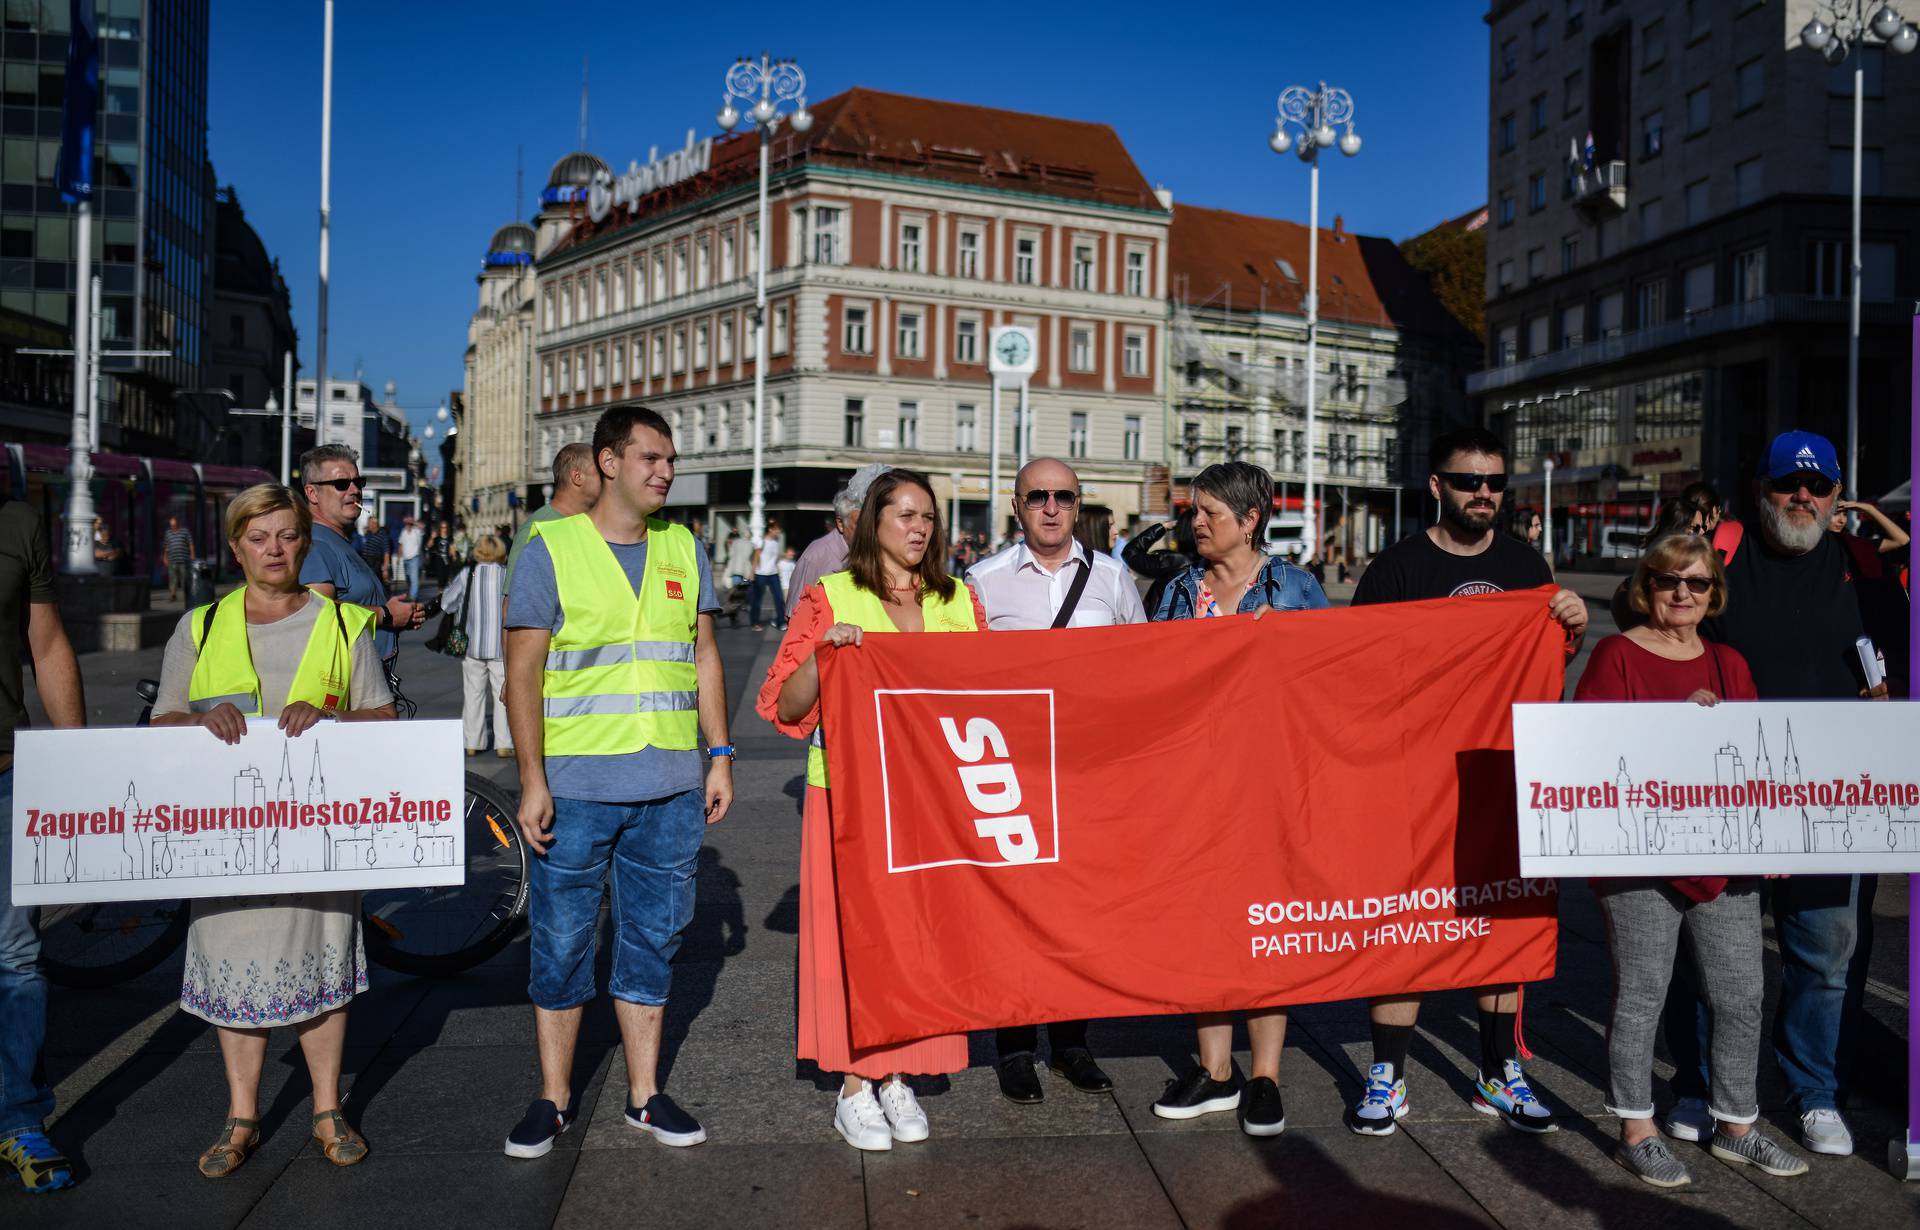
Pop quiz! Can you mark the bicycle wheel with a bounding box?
[362,771,528,976]
[38,899,191,989]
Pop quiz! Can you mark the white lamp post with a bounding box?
[1269,82,1360,561]
[717,54,811,544]
[1799,3,1916,503]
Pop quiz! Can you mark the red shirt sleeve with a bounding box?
[754,585,835,739]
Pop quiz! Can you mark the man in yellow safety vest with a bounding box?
[500,405,733,1158]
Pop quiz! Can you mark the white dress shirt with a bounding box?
[967,538,1148,631]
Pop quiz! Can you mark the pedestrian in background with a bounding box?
[0,498,85,1195]
[428,519,453,589]
[759,469,983,1153]
[1575,533,1806,1187]
[749,518,787,630]
[152,483,393,1177]
[724,528,752,589]
[503,443,601,602]
[398,516,425,599]
[443,534,511,758]
[1147,461,1325,1138]
[355,515,391,591]
[162,514,196,601]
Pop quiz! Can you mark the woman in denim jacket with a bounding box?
[1146,462,1326,1137]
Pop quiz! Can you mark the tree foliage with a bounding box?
[1398,223,1486,342]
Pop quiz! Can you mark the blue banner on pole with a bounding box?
[56,0,98,204]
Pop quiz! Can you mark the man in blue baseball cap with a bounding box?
[1654,428,1888,1160]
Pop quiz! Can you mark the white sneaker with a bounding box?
[1661,1096,1711,1143]
[877,1078,931,1144]
[1799,1108,1854,1156]
[834,1083,893,1152]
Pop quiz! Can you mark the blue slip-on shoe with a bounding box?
[626,1093,707,1147]
[504,1099,577,1159]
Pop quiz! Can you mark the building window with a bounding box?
[1182,420,1201,465]
[1497,193,1515,227]
[1686,0,1710,39]
[1497,113,1516,154]
[1123,330,1146,376]
[1685,178,1710,225]
[844,305,870,354]
[1529,92,1548,135]
[1014,235,1038,284]
[1561,234,1579,273]
[812,206,842,264]
[672,328,687,373]
[772,303,790,354]
[958,229,982,279]
[694,322,710,369]
[1529,173,1547,211]
[1635,277,1667,329]
[719,315,735,365]
[896,309,923,359]
[1123,415,1142,461]
[541,358,554,397]
[694,237,710,288]
[1685,86,1710,135]
[1682,262,1714,313]
[1072,241,1096,290]
[1736,58,1764,112]
[1598,291,1624,337]
[652,334,666,376]
[542,288,555,331]
[653,252,668,301]
[1061,412,1089,459]
[1531,13,1550,56]
[720,229,736,281]
[1564,69,1584,117]
[1225,423,1245,461]
[1069,327,1094,373]
[1828,147,1885,194]
[844,398,865,447]
[956,403,978,452]
[1559,303,1586,349]
[1733,247,1766,301]
[673,245,688,296]
[559,281,574,327]
[1639,197,1663,243]
[955,317,980,364]
[1735,156,1763,206]
[594,269,608,316]
[610,342,625,386]
[1810,240,1845,298]
[632,338,646,381]
[1527,247,1545,281]
[1527,315,1550,358]
[897,401,919,450]
[899,221,923,272]
[1566,0,1585,35]
[1125,247,1148,296]
[1829,45,1885,96]
[1642,109,1664,158]
[1497,324,1518,365]
[612,263,627,312]
[770,393,785,445]
[1496,258,1515,293]
[1499,37,1517,79]
[706,405,722,451]
[1642,17,1665,68]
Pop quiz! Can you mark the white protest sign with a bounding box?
[10,720,464,906]
[1512,701,1920,877]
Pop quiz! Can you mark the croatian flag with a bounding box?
[1581,131,1596,171]
[56,0,97,204]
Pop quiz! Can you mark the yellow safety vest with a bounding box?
[186,587,375,716]
[807,570,977,788]
[540,513,700,756]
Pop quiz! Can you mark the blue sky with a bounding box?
[208,1,1490,445]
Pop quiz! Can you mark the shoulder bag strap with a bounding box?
[1050,555,1094,629]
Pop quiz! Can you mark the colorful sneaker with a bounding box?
[1661,1096,1711,1142]
[1472,1059,1557,1133]
[0,1129,74,1193]
[624,1093,707,1147]
[504,1099,577,1159]
[1711,1128,1810,1177]
[1345,1062,1409,1136]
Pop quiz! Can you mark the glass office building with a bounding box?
[0,0,212,456]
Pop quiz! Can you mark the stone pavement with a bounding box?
[4,596,1916,1229]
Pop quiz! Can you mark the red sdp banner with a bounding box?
[819,587,1567,1049]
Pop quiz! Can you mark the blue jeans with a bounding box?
[404,555,423,599]
[1664,874,1866,1113]
[748,573,785,626]
[0,769,53,1136]
[527,791,705,1010]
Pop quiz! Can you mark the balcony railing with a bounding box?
[1468,294,1906,396]
[1571,160,1627,219]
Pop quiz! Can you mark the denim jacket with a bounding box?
[1149,555,1328,622]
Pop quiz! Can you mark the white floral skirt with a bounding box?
[180,892,367,1027]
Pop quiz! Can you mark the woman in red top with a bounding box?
[1574,533,1806,1187]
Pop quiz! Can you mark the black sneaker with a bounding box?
[1240,1076,1286,1137]
[504,1099,576,1159]
[1151,1065,1240,1120]
[625,1093,708,1147]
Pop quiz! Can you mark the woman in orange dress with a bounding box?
[756,469,987,1153]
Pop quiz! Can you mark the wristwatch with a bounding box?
[706,745,736,759]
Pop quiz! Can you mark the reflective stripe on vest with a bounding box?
[806,571,976,789]
[186,587,376,717]
[541,514,700,756]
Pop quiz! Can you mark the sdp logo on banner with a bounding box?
[873,689,1059,873]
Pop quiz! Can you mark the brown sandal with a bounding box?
[197,1117,259,1178]
[311,1109,368,1167]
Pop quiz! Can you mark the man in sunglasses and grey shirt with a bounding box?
[1344,426,1587,1139]
[966,457,1145,1105]
[299,444,425,661]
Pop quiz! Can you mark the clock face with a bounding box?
[995,331,1032,367]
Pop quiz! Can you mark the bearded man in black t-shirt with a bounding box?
[1344,426,1589,1139]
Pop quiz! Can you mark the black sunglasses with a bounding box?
[1650,572,1713,595]
[1436,471,1508,494]
[1021,489,1078,509]
[1769,472,1836,498]
[310,476,364,492]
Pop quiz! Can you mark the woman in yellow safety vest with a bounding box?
[757,469,987,1154]
[150,484,395,1178]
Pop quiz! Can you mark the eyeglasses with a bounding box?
[1768,472,1836,498]
[1649,572,1713,596]
[1021,489,1078,509]
[1436,471,1508,494]
[310,477,364,492]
